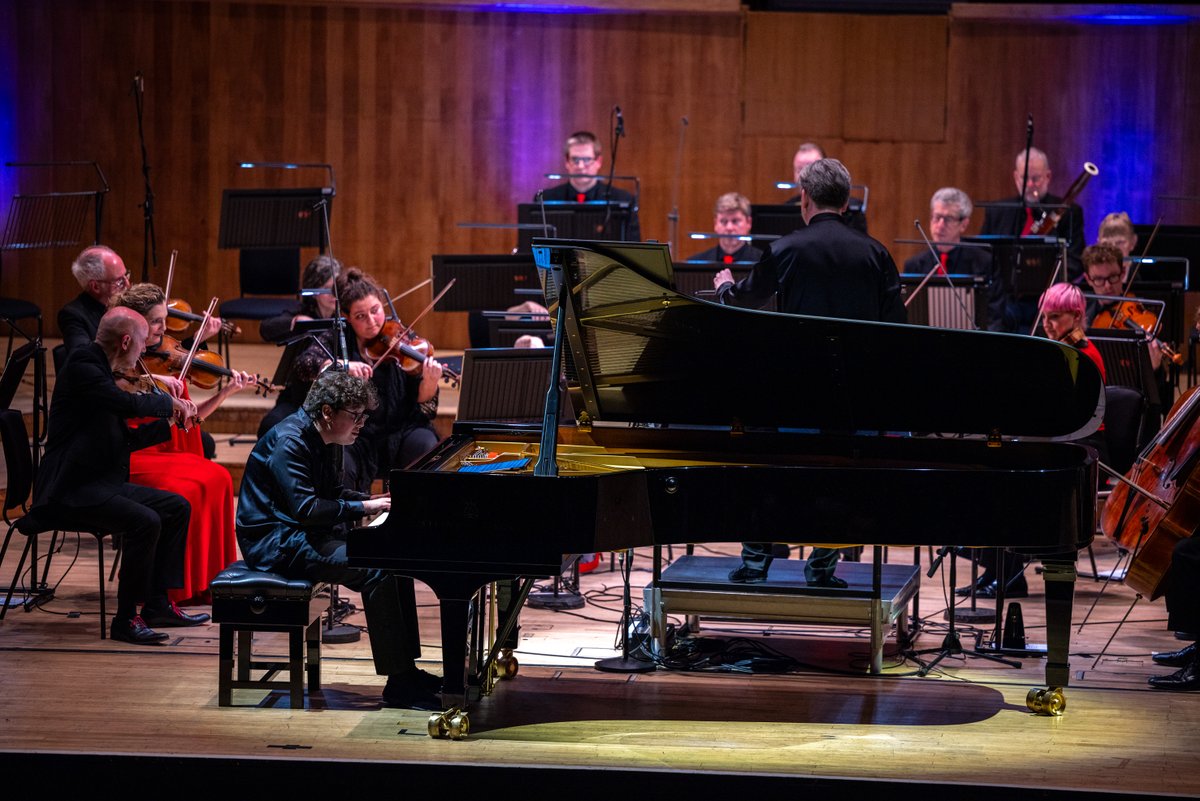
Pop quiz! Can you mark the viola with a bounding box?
[361,320,461,386]
[142,334,279,396]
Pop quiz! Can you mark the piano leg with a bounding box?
[438,596,472,711]
[1028,556,1077,716]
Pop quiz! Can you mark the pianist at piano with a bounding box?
[235,371,440,710]
[712,157,906,588]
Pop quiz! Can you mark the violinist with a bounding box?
[1082,243,1165,373]
[293,268,442,494]
[36,307,199,643]
[257,255,342,438]
[112,283,255,604]
[59,246,130,352]
[1097,211,1138,258]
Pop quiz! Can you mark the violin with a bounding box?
[1091,299,1183,366]
[142,334,279,396]
[166,298,240,337]
[114,361,200,431]
[361,320,461,387]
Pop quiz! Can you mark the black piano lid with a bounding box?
[532,238,1103,441]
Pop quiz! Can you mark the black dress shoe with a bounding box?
[974,577,1029,600]
[1148,658,1200,691]
[954,575,993,598]
[141,602,211,628]
[383,676,443,710]
[412,668,443,693]
[1153,642,1197,668]
[808,575,848,589]
[728,565,768,584]
[110,616,170,645]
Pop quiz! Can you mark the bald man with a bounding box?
[36,307,203,644]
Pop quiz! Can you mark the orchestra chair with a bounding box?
[211,561,326,709]
[218,248,301,327]
[1089,385,1148,578]
[0,297,41,363]
[0,409,118,638]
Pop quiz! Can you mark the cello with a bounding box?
[1102,385,1200,599]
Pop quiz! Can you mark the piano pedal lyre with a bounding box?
[1025,686,1066,716]
[428,707,471,740]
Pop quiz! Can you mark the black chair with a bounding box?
[0,298,41,362]
[1103,385,1148,476]
[0,409,119,637]
[218,248,301,324]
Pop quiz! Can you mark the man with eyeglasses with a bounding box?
[537,130,641,241]
[1083,243,1162,371]
[903,188,1001,330]
[59,245,132,352]
[237,371,439,709]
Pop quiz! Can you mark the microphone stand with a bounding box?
[1017,113,1034,238]
[131,71,157,283]
[601,105,624,238]
[667,116,688,258]
[312,198,359,645]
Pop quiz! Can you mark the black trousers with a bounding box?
[280,538,421,677]
[67,483,190,614]
[1167,537,1200,635]
[740,543,840,583]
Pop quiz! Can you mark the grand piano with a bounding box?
[348,238,1102,735]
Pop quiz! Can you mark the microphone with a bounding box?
[615,106,625,138]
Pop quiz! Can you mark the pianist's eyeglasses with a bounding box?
[337,408,368,425]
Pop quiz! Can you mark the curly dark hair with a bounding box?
[302,370,380,416]
[336,267,384,314]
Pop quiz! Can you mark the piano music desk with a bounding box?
[646,553,921,673]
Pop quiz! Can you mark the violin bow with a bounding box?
[1120,217,1162,296]
[163,249,178,302]
[177,297,218,383]
[375,278,458,364]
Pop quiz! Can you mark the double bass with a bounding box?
[1102,386,1200,599]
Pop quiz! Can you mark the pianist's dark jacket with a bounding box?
[236,409,371,572]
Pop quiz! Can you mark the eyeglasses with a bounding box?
[931,214,966,225]
[1088,274,1123,286]
[337,408,368,425]
[96,273,130,287]
[568,156,597,166]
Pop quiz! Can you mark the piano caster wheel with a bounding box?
[496,649,519,680]
[1026,687,1066,717]
[428,708,471,740]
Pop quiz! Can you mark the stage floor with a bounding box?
[0,536,1196,797]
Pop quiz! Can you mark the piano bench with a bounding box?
[211,561,327,709]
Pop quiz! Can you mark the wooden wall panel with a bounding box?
[1,1,1198,350]
[843,15,947,143]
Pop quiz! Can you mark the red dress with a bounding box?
[129,387,237,604]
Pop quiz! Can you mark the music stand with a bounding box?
[515,203,633,251]
[749,203,804,238]
[966,235,1063,299]
[1086,329,1160,407]
[217,187,333,251]
[431,254,540,311]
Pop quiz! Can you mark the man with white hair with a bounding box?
[59,245,130,352]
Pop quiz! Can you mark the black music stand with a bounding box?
[217,187,332,251]
[1087,330,1160,407]
[431,254,540,312]
[0,162,105,456]
[967,235,1063,298]
[516,202,633,251]
[749,203,804,238]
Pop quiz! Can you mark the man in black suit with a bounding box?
[1149,537,1200,691]
[36,307,203,644]
[537,130,640,241]
[59,246,130,353]
[689,192,763,264]
[904,187,1001,330]
[713,158,905,587]
[981,148,1086,332]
